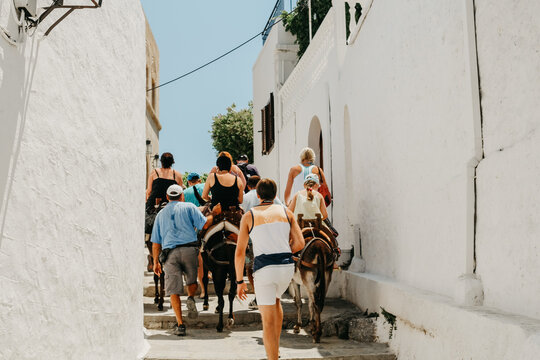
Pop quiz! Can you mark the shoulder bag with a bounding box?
[317,166,332,207]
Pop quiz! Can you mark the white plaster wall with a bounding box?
[474,0,540,319]
[256,2,479,277]
[0,1,147,358]
[253,26,281,189]
[336,271,540,360]
[146,113,160,155]
[145,112,160,179]
[253,23,298,197]
[253,0,540,357]
[334,0,478,296]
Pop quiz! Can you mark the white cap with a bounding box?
[304,174,320,185]
[166,184,183,197]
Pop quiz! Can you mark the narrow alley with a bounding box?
[142,271,395,360]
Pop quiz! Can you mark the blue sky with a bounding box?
[141,0,286,174]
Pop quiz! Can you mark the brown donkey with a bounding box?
[290,214,340,343]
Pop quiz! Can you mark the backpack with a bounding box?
[145,201,168,234]
[237,162,249,179]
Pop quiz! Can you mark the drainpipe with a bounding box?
[454,0,484,306]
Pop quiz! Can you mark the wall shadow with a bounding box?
[0,24,41,247]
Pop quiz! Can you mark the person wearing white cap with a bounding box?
[151,184,218,336]
[287,173,328,221]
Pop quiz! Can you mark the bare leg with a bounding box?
[170,294,183,325]
[259,300,282,360]
[274,299,283,340]
[187,283,198,297]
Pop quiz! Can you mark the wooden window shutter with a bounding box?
[261,93,275,155]
[261,108,267,154]
[269,93,275,151]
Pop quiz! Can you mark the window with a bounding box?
[261,93,275,155]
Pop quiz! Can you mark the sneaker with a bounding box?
[186,296,198,319]
[249,298,258,310]
[173,323,186,336]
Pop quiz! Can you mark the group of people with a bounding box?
[145,148,333,360]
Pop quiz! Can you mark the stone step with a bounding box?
[144,327,395,360]
[144,296,376,343]
[144,294,303,330]
[143,272,250,298]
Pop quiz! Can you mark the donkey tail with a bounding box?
[314,248,327,312]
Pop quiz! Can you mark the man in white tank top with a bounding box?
[235,179,304,360]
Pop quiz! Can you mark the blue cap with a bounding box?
[187,172,200,181]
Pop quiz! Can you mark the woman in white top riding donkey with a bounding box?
[283,147,337,234]
[288,174,328,223]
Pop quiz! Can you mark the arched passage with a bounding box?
[308,116,323,168]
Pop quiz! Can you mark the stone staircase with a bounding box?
[143,272,396,360]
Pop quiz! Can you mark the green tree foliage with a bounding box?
[210,102,254,163]
[345,2,362,39]
[282,0,333,58]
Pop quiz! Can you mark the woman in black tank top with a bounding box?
[210,173,239,210]
[146,153,182,211]
[202,155,244,210]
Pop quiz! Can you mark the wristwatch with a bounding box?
[236,279,244,284]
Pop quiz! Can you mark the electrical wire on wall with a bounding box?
[0,0,84,44]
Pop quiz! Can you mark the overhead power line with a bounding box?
[146,7,294,92]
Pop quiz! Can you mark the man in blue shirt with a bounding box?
[151,184,216,336]
[183,172,206,207]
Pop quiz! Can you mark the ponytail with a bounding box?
[307,187,314,201]
[304,179,318,201]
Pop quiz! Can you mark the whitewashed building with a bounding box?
[0,1,147,359]
[253,0,540,358]
[145,16,161,182]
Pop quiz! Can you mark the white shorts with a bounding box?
[253,264,295,306]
